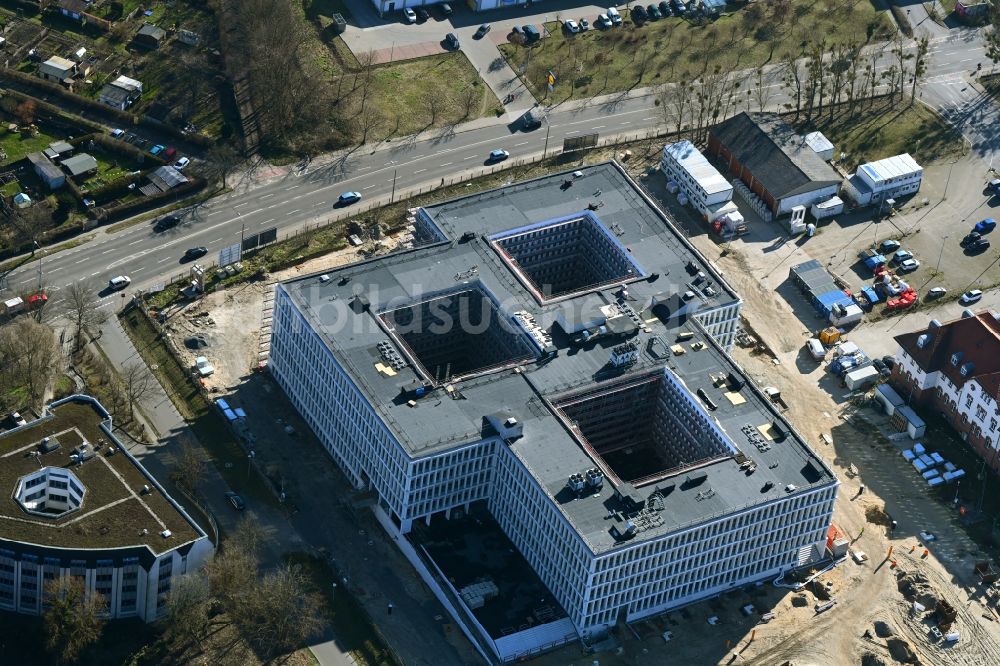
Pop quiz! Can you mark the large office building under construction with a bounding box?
[269,162,838,663]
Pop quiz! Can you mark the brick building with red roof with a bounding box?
[891,311,1000,471]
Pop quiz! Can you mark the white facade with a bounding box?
[270,284,834,644]
[844,154,922,206]
[661,141,734,221]
[776,184,840,217]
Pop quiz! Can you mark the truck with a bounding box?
[845,366,880,391]
[2,297,24,314]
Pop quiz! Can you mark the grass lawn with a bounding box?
[307,0,354,22]
[119,307,281,508]
[0,126,58,163]
[500,0,894,102]
[285,553,400,666]
[796,98,966,168]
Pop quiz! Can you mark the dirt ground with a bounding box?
[172,157,1000,666]
[165,234,412,390]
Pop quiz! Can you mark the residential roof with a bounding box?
[710,112,841,199]
[109,75,142,93]
[48,140,73,154]
[804,131,834,155]
[281,162,835,553]
[40,56,75,73]
[136,24,166,40]
[58,0,88,11]
[99,84,133,107]
[61,153,98,177]
[26,152,64,182]
[148,165,187,191]
[859,154,922,185]
[0,397,203,555]
[894,311,1000,393]
[662,140,731,196]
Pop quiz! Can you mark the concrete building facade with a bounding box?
[269,163,837,661]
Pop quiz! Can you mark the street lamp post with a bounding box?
[34,241,41,291]
[246,450,255,479]
[331,582,337,603]
[936,235,950,272]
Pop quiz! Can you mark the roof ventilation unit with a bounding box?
[928,319,941,330]
[916,334,931,349]
[567,473,586,494]
[585,468,604,489]
[319,274,331,283]
[963,309,976,319]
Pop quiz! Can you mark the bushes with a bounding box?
[92,177,207,223]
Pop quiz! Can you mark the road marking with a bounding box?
[244,208,263,215]
[128,239,144,246]
[132,266,145,273]
[157,257,171,263]
[414,168,427,174]
[101,248,115,255]
[363,185,376,189]
[288,209,301,214]
[287,185,300,190]
[621,121,631,125]
[209,238,223,243]
[514,141,528,146]
[261,218,276,224]
[642,116,655,121]
[74,258,88,265]
[90,271,99,276]
[441,162,453,166]
[463,155,477,160]
[260,193,275,199]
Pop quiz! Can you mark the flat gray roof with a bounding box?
[281,162,835,552]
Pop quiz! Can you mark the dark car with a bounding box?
[183,246,208,261]
[522,24,540,42]
[474,23,491,38]
[224,491,245,511]
[975,217,997,234]
[969,238,991,253]
[632,4,647,21]
[444,32,460,49]
[881,356,896,370]
[647,4,661,19]
[962,231,981,246]
[522,110,542,130]
[671,0,686,12]
[154,214,180,232]
[659,1,672,15]
[440,2,453,16]
[872,358,886,373]
[416,6,429,21]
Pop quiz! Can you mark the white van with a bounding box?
[807,338,825,360]
[607,6,622,24]
[109,275,131,291]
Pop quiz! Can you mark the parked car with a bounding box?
[183,246,208,261]
[927,287,947,299]
[872,358,886,372]
[149,144,165,155]
[632,5,648,21]
[990,178,1000,195]
[174,156,191,170]
[489,149,510,162]
[337,191,362,206]
[474,23,491,38]
[975,217,997,234]
[444,32,460,49]
[892,249,913,263]
[960,289,984,305]
[671,0,686,13]
[154,214,181,232]
[108,275,131,291]
[110,128,125,138]
[596,13,611,27]
[659,1,672,15]
[440,2,453,16]
[647,4,661,19]
[522,24,540,42]
[163,147,177,161]
[404,7,416,22]
[195,356,215,377]
[416,6,429,21]
[879,239,901,253]
[881,356,896,370]
[608,6,623,24]
[968,238,991,253]
[898,258,920,272]
[224,491,245,511]
[962,231,982,246]
[564,19,580,33]
[579,18,590,30]
[522,110,541,130]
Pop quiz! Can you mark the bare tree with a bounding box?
[163,573,213,657]
[171,438,207,493]
[356,106,384,142]
[911,35,930,105]
[204,143,244,190]
[781,59,804,120]
[65,282,108,353]
[43,577,105,664]
[461,85,481,119]
[120,361,152,419]
[424,94,442,126]
[242,564,326,660]
[890,29,911,103]
[0,318,62,410]
[752,66,775,113]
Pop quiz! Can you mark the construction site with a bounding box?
[140,155,1000,665]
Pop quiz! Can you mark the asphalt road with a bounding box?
[0,30,994,311]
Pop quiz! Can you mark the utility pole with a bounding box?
[543,121,550,156]
[936,235,949,272]
[390,169,397,203]
[34,241,41,291]
[240,223,246,260]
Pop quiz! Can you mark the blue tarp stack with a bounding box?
[901,443,963,487]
